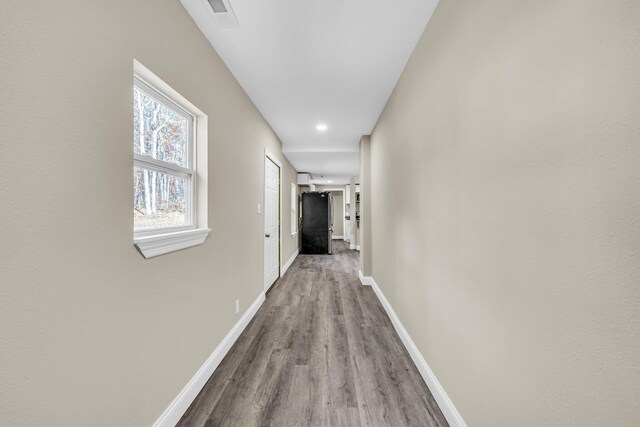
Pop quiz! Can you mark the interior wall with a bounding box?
[359,136,371,275]
[0,1,297,425]
[332,193,344,237]
[369,0,640,426]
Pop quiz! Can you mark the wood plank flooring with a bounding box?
[178,241,448,427]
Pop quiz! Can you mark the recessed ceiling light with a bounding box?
[316,123,328,131]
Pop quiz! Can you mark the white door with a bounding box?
[264,156,280,290]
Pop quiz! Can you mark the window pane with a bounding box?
[133,86,189,168]
[134,166,188,230]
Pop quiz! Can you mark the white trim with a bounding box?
[332,235,344,240]
[132,60,209,246]
[366,276,467,427]
[350,243,357,250]
[152,292,266,427]
[134,153,194,176]
[264,148,283,291]
[356,245,360,251]
[134,228,210,258]
[133,68,197,232]
[358,270,374,287]
[264,148,283,167]
[281,248,299,276]
[134,60,205,117]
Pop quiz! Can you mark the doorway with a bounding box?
[264,151,281,291]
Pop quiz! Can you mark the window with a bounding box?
[291,183,298,235]
[134,77,194,233]
[132,60,209,258]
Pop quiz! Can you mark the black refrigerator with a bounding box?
[301,192,333,254]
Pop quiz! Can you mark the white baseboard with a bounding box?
[332,235,344,240]
[281,248,299,276]
[358,270,374,287]
[356,245,360,251]
[152,292,266,427]
[350,243,357,250]
[368,277,467,427]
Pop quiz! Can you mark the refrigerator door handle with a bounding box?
[330,199,333,226]
[329,196,333,254]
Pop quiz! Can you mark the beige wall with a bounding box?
[359,136,371,275]
[332,193,344,237]
[0,1,297,425]
[369,0,640,426]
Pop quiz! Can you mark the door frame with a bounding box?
[263,148,282,292]
[321,187,346,240]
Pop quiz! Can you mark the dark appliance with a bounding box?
[301,191,333,254]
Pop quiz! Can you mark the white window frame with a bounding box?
[132,60,210,258]
[133,77,196,237]
[291,182,297,235]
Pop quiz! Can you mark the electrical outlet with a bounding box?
[235,299,240,315]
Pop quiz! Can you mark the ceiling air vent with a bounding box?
[208,0,227,13]
[206,0,239,28]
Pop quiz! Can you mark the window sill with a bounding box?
[134,228,211,258]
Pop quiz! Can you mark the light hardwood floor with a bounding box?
[178,241,448,427]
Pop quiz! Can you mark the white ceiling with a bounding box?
[180,0,439,178]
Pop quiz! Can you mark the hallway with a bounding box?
[178,241,448,426]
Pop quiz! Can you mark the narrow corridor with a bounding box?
[179,241,448,426]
